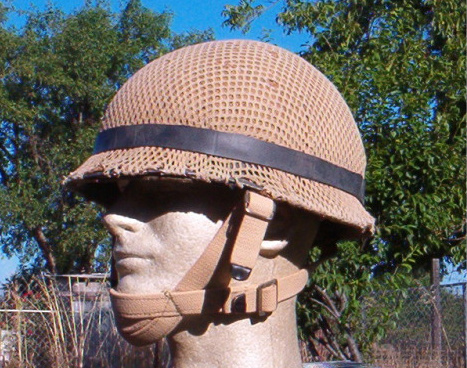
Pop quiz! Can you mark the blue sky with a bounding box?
[2,1,465,285]
[6,0,311,52]
[0,255,19,284]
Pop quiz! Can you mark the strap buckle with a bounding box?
[257,279,278,317]
[223,279,278,316]
[244,191,275,221]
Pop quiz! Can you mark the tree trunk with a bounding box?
[32,226,57,274]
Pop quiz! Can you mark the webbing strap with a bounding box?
[110,269,309,318]
[110,191,306,345]
[230,192,275,280]
[176,190,273,289]
[175,212,233,292]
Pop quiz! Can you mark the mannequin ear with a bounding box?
[259,240,288,258]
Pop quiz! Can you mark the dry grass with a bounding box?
[1,276,463,368]
[0,275,155,368]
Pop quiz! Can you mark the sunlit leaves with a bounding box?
[224,0,466,271]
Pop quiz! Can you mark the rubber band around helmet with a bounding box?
[94,124,365,203]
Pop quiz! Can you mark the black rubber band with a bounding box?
[94,124,365,203]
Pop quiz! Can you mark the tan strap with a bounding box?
[175,212,233,292]
[230,191,275,280]
[176,190,274,289]
[110,191,304,346]
[222,269,308,315]
[110,269,308,318]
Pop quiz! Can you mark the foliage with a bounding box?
[299,241,407,361]
[223,0,466,360]
[0,0,214,274]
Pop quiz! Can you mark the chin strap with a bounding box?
[110,190,309,346]
[111,268,308,318]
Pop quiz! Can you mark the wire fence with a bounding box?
[365,281,466,368]
[0,275,158,368]
[0,272,464,367]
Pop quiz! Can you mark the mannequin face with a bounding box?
[103,179,320,294]
[104,211,222,293]
[103,179,236,293]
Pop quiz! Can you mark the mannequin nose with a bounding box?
[102,214,144,237]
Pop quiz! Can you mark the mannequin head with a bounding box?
[99,178,322,368]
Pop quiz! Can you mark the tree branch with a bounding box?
[309,297,340,319]
[317,316,348,360]
[0,165,9,186]
[313,284,341,318]
[345,329,363,363]
[0,142,15,163]
[32,226,57,274]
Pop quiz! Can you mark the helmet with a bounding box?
[65,40,375,346]
[65,39,374,235]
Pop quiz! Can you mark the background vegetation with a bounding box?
[0,0,213,274]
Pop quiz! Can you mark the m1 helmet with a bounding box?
[65,39,374,236]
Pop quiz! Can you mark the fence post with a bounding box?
[431,258,442,360]
[464,282,466,367]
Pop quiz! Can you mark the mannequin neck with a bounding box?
[169,298,302,368]
[168,255,304,368]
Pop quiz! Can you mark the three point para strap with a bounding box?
[169,189,303,316]
[230,191,276,281]
[175,190,275,291]
[110,190,309,345]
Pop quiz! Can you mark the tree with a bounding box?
[224,0,465,361]
[0,0,214,274]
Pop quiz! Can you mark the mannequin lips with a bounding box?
[113,246,154,273]
[113,249,144,260]
[114,254,151,276]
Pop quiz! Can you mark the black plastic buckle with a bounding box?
[231,293,246,314]
[231,264,252,281]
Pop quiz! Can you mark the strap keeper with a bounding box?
[244,191,275,221]
[257,279,278,316]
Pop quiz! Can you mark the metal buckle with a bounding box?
[244,192,276,221]
[257,279,278,317]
